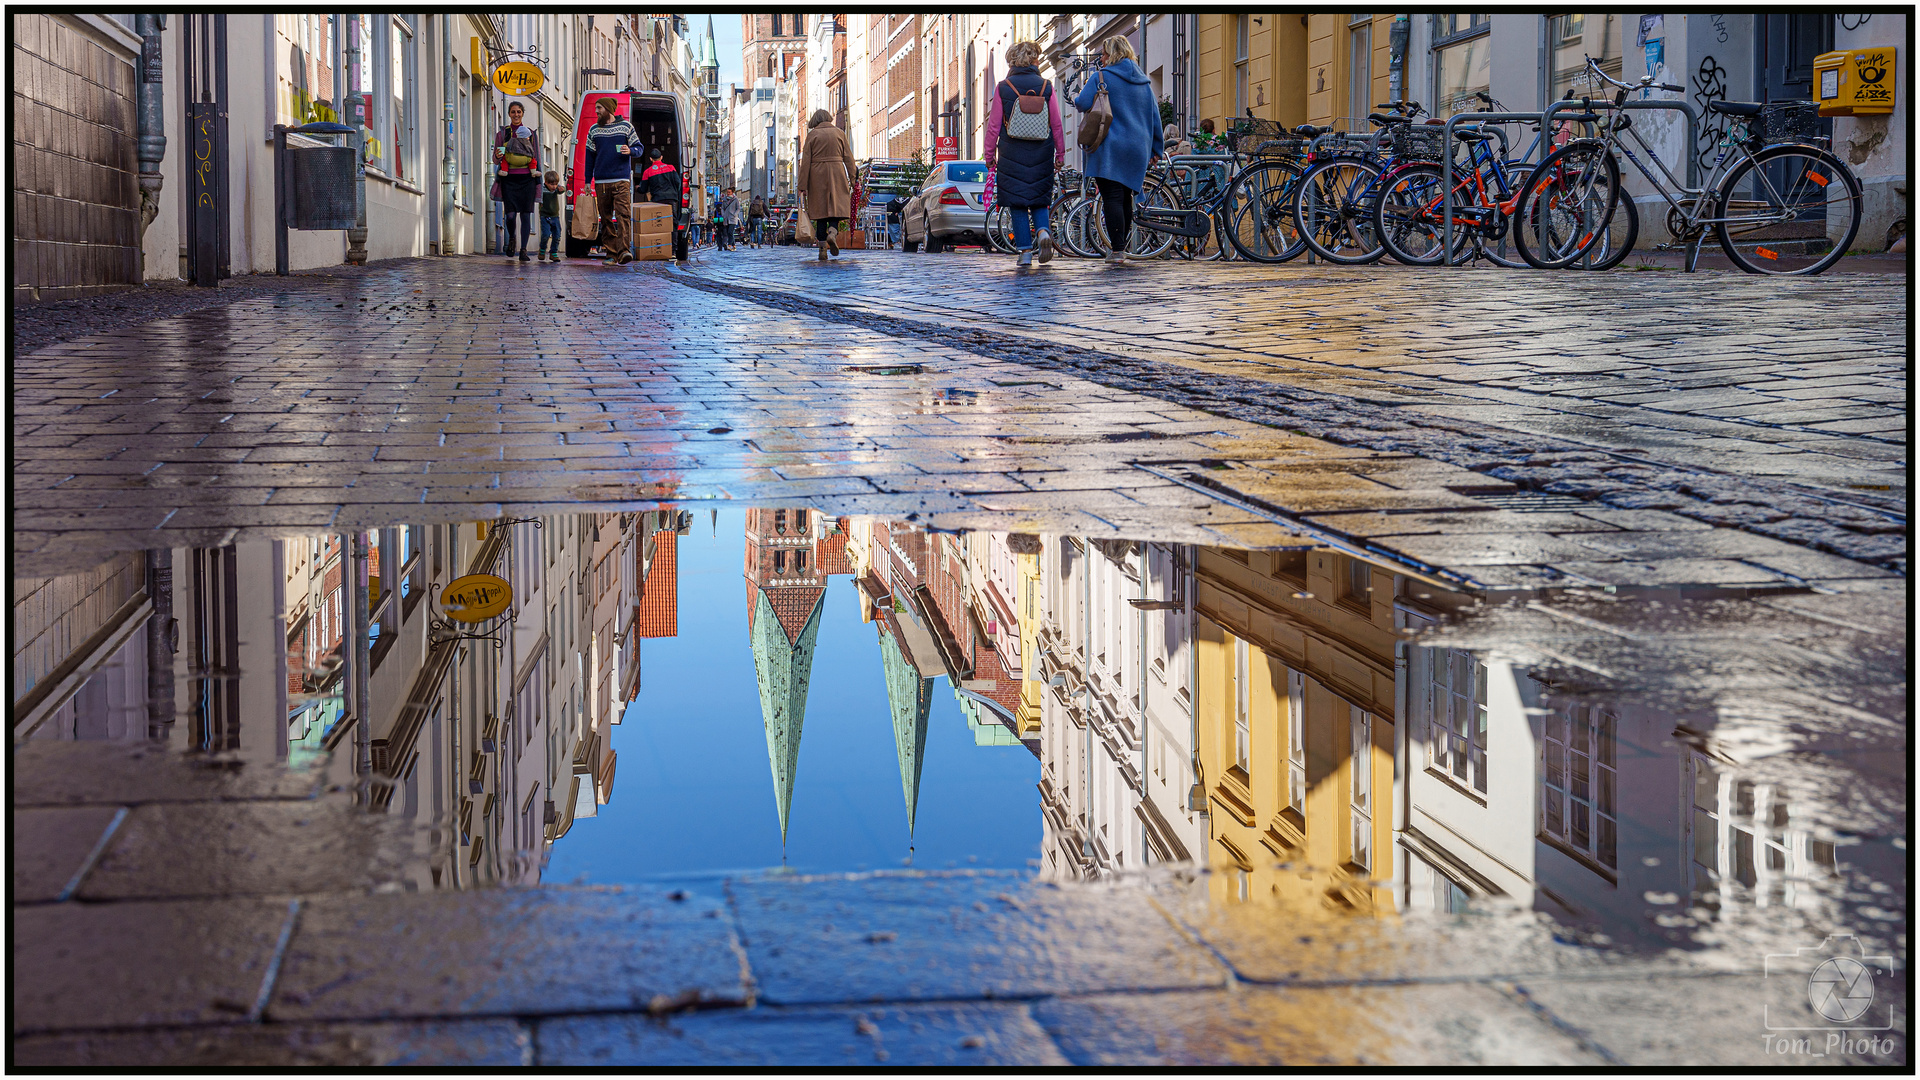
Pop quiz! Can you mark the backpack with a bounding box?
[1002,80,1051,142]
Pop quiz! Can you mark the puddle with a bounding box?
[12,507,1907,1029]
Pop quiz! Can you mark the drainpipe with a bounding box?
[345,14,369,264]
[1388,15,1410,105]
[145,549,176,741]
[351,532,373,800]
[443,14,459,254]
[134,14,167,271]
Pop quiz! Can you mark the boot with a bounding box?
[817,237,828,261]
[825,226,840,257]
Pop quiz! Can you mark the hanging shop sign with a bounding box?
[491,59,545,96]
[441,574,513,622]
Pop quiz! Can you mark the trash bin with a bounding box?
[1815,48,1897,117]
[290,145,358,230]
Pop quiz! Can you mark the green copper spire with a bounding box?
[750,588,824,844]
[878,625,933,835]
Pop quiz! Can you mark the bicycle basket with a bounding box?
[1389,124,1447,162]
[1317,132,1377,158]
[1246,135,1310,157]
[1753,101,1820,145]
[1226,116,1285,153]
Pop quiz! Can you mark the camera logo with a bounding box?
[1810,955,1874,1023]
[1764,933,1894,1033]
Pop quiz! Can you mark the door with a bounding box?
[1758,14,1831,102]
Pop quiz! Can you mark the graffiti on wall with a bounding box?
[1691,55,1728,171]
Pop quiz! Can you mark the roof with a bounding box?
[750,585,824,844]
[633,529,678,638]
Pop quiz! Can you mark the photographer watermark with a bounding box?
[1761,933,1898,1059]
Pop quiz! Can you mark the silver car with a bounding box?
[902,160,990,252]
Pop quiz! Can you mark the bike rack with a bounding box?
[1438,110,1547,267]
[1448,98,1705,269]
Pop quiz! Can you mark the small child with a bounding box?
[539,170,563,262]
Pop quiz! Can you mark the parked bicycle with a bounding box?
[1517,55,1863,275]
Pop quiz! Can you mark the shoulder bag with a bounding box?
[1077,70,1111,151]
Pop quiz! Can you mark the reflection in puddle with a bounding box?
[13,508,1904,964]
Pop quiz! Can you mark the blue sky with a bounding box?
[686,13,744,89]
[543,509,1041,884]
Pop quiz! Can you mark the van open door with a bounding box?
[566,89,691,261]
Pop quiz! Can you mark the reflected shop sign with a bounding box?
[441,573,513,622]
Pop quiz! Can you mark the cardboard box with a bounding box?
[630,235,673,260]
[631,201,674,228]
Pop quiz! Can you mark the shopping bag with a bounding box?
[794,196,815,244]
[570,199,600,241]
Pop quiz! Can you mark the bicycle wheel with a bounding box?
[1128,175,1180,259]
[1513,141,1619,269]
[1373,164,1470,265]
[1714,144,1862,275]
[1067,199,1104,257]
[1475,165,1533,268]
[990,203,1021,251]
[1569,182,1639,271]
[1294,156,1385,264]
[1223,158,1307,263]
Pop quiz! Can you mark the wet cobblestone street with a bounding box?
[10,248,1908,1067]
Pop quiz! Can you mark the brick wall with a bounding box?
[12,14,141,302]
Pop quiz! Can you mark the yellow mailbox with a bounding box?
[1814,48,1896,116]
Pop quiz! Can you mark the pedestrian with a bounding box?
[583,97,639,265]
[493,101,542,263]
[1073,35,1163,263]
[796,108,857,261]
[719,188,744,250]
[1192,117,1226,154]
[885,194,905,249]
[538,170,564,262]
[983,39,1065,269]
[748,193,768,247]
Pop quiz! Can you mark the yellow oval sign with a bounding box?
[491,60,545,96]
[442,574,513,623]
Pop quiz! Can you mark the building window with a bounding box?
[794,550,807,573]
[1430,14,1491,119]
[1547,14,1622,103]
[1234,15,1251,117]
[1350,706,1372,870]
[1427,648,1487,793]
[1286,669,1306,814]
[774,510,787,535]
[1232,637,1250,775]
[1348,15,1373,120]
[392,16,415,181]
[1543,705,1617,870]
[457,82,470,207]
[1346,556,1371,605]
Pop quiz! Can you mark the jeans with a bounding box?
[1008,205,1051,250]
[1096,177,1134,253]
[539,216,561,257]
[888,221,902,247]
[717,222,732,248]
[749,219,764,244]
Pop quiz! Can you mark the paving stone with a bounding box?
[537,1001,1069,1066]
[729,871,1228,1006]
[1552,558,1789,587]
[11,805,124,903]
[269,885,748,1022]
[1306,510,1620,537]
[11,740,325,807]
[77,799,425,901]
[1512,974,1907,1066]
[1034,984,1606,1066]
[12,898,295,1034]
[11,1018,531,1067]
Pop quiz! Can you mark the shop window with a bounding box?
[1428,648,1488,793]
[1547,14,1622,104]
[1430,14,1490,119]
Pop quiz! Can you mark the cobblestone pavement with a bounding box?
[12,740,1903,1067]
[12,253,1904,594]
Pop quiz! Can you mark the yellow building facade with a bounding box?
[1193,546,1397,914]
[1192,14,1400,132]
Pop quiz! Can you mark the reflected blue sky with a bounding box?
[545,510,1041,882]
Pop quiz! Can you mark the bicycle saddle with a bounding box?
[1292,124,1327,137]
[1450,128,1496,141]
[1367,113,1405,126]
[1706,100,1764,116]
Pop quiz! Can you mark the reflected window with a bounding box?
[1286,669,1306,815]
[1543,705,1617,870]
[773,551,786,573]
[774,510,787,535]
[1346,557,1371,604]
[1232,637,1250,775]
[1430,14,1490,119]
[794,509,808,531]
[1547,14,1622,104]
[795,550,807,573]
[1428,649,1487,793]
[1350,706,1372,870]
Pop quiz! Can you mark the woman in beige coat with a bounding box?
[797,109,858,260]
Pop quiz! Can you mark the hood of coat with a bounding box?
[1097,59,1149,86]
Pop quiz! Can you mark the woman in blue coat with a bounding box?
[1073,35,1163,262]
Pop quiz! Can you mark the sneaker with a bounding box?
[617,252,635,265]
[1017,250,1034,267]
[549,254,561,262]
[1036,229,1054,263]
[1104,251,1126,264]
[519,252,531,263]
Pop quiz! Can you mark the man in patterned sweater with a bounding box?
[583,98,641,264]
